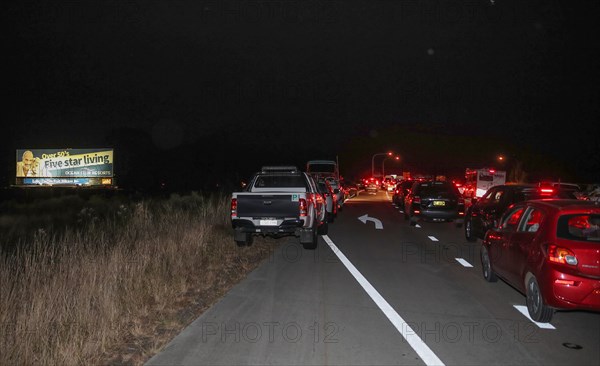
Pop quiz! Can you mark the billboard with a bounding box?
[16,148,114,186]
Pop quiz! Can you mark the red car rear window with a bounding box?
[557,214,600,242]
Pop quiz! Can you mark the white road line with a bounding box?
[415,224,421,228]
[322,235,445,366]
[428,236,439,241]
[455,258,473,267]
[513,305,556,329]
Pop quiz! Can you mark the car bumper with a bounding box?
[413,209,464,221]
[232,218,306,234]
[540,266,600,311]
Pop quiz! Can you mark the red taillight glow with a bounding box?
[548,245,578,265]
[540,188,554,194]
[554,279,577,286]
[413,196,421,204]
[231,198,238,217]
[299,198,307,217]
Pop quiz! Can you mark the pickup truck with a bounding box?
[230,166,326,249]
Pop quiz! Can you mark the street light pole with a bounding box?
[371,152,392,179]
[382,156,400,178]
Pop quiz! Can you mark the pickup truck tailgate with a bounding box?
[236,194,299,218]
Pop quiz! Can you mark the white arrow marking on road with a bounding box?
[428,236,439,241]
[455,258,473,267]
[513,305,555,329]
[358,214,383,229]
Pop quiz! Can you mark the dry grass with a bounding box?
[0,192,276,365]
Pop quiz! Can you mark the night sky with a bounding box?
[4,1,600,192]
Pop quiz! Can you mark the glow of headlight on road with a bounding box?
[322,235,445,366]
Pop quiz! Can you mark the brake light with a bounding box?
[231,198,238,217]
[548,245,578,265]
[540,188,554,194]
[299,198,308,217]
[316,194,324,204]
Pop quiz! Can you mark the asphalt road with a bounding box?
[147,190,600,366]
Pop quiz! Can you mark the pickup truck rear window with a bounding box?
[254,175,308,188]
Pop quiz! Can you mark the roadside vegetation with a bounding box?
[0,191,276,365]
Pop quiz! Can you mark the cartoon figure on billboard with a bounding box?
[16,150,51,177]
[16,150,39,177]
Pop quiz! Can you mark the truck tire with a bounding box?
[327,212,335,223]
[235,233,253,247]
[301,228,318,250]
[318,220,329,235]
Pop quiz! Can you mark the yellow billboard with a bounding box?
[16,148,114,185]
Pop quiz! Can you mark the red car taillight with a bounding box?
[299,198,308,217]
[231,198,237,217]
[548,245,578,265]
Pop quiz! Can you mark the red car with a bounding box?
[481,199,600,322]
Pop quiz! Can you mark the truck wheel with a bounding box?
[235,233,253,247]
[318,220,329,235]
[302,228,318,250]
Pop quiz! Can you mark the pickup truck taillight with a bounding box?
[231,198,237,217]
[299,198,308,217]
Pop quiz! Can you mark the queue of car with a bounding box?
[457,180,598,322]
[232,166,598,321]
[384,175,599,321]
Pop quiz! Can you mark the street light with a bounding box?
[371,152,392,178]
[382,156,400,177]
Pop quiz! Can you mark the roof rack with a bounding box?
[260,166,299,173]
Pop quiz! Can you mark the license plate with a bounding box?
[433,200,446,206]
[260,219,278,226]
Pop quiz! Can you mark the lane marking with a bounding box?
[455,258,473,267]
[513,305,556,329]
[322,235,445,366]
[428,236,439,241]
[415,224,421,228]
[358,214,384,230]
